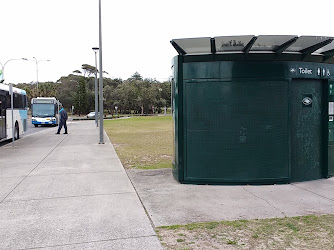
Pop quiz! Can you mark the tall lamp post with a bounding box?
[92,47,99,127]
[0,58,28,81]
[0,57,28,146]
[33,57,50,90]
[98,0,104,144]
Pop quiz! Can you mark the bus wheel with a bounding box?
[14,123,19,140]
[34,124,38,127]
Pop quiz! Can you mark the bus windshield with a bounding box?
[32,103,55,117]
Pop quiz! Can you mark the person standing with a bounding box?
[56,107,68,134]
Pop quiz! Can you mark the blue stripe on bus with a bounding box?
[32,121,56,124]
[19,110,28,120]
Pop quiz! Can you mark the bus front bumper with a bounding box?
[32,118,57,125]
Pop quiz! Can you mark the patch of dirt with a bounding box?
[156,215,334,250]
[159,154,172,159]
[137,170,165,176]
[140,156,152,162]
[112,143,128,148]
[157,227,245,249]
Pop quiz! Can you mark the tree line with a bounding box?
[16,65,171,116]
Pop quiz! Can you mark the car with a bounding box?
[86,112,95,118]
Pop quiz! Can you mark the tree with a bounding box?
[159,81,171,107]
[55,76,80,109]
[38,82,57,97]
[74,79,88,115]
[16,83,33,105]
[104,77,122,88]
[128,72,143,81]
[156,98,167,113]
[81,64,96,78]
[103,85,114,114]
[16,69,172,116]
[135,78,158,114]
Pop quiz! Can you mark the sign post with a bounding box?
[9,83,14,146]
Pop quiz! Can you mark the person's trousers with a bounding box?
[57,120,67,133]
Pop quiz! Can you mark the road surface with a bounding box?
[0,118,55,147]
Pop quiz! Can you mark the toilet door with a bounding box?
[290,79,324,181]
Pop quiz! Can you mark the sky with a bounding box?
[1,0,334,84]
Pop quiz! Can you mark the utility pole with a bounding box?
[92,47,99,127]
[98,0,104,144]
[33,57,50,90]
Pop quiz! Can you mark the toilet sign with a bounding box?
[302,95,313,107]
[290,65,332,79]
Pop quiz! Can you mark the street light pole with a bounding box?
[92,47,99,128]
[0,58,28,81]
[33,57,39,89]
[98,0,104,144]
[33,57,50,90]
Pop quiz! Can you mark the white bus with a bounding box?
[31,97,61,127]
[0,83,28,141]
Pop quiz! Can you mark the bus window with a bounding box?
[6,94,10,108]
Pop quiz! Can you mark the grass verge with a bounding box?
[105,115,334,249]
[156,214,334,249]
[104,116,173,169]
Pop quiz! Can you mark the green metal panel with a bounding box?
[329,83,334,95]
[184,80,289,183]
[183,61,286,80]
[328,80,334,177]
[329,129,334,141]
[290,79,324,181]
[328,142,334,176]
[172,56,184,181]
[173,57,334,184]
[184,61,334,81]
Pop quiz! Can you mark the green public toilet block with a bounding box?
[171,35,334,184]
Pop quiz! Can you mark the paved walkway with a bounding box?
[2,119,334,249]
[0,121,162,250]
[128,168,334,227]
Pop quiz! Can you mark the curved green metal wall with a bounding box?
[172,58,334,184]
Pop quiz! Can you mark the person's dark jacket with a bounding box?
[59,108,68,122]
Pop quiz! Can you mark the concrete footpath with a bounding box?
[129,168,334,227]
[1,120,334,249]
[0,120,162,250]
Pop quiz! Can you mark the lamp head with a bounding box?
[92,47,99,52]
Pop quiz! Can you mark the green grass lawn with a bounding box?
[156,214,334,249]
[104,116,173,169]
